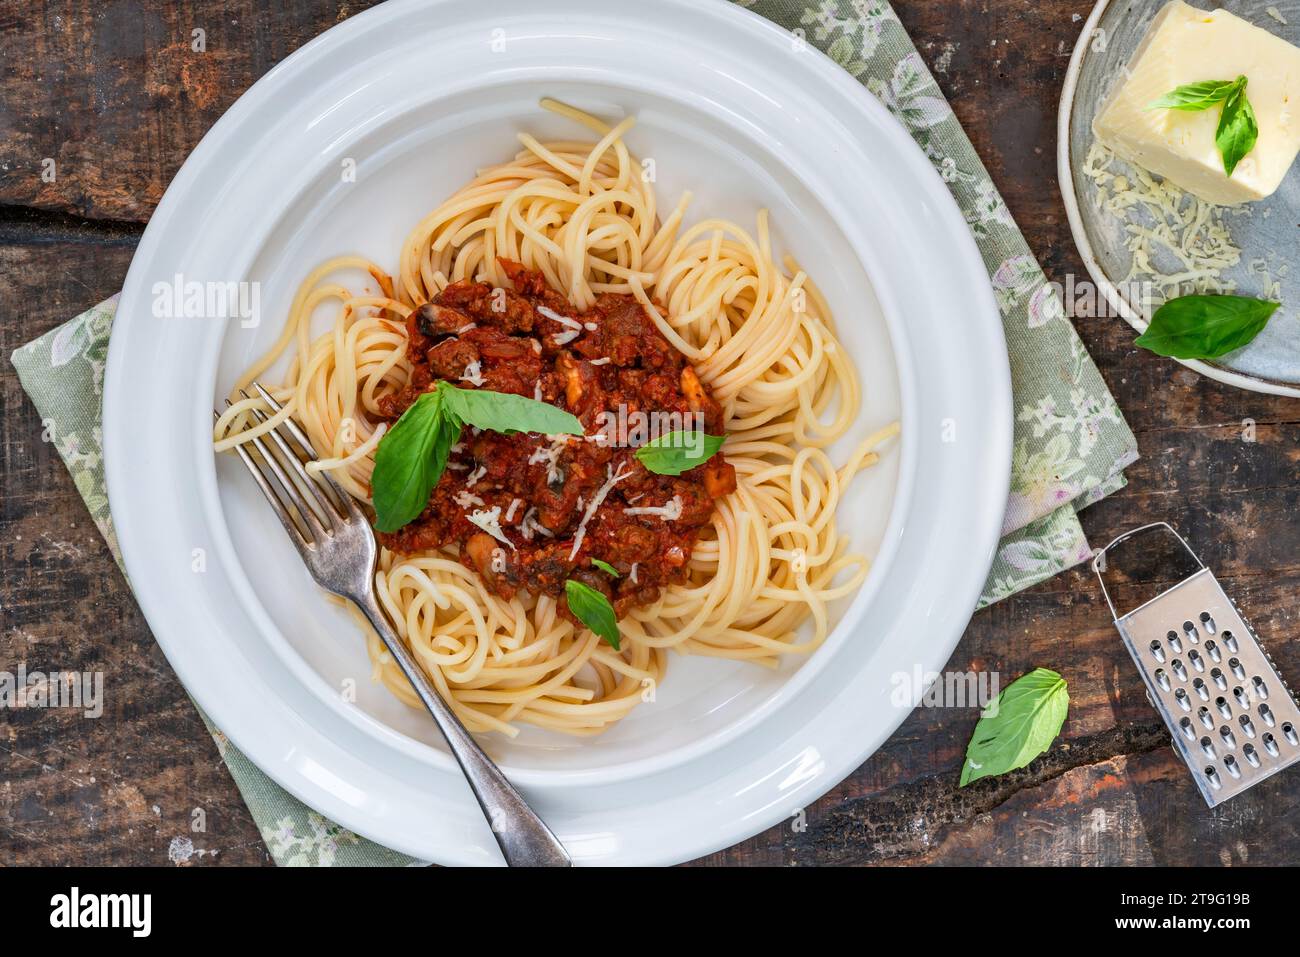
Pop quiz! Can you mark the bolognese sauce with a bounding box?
[376,260,737,622]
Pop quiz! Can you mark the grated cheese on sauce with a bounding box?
[505,498,523,522]
[624,495,683,521]
[468,506,515,549]
[527,435,570,485]
[465,465,487,488]
[460,360,486,386]
[537,305,582,330]
[453,490,485,509]
[568,462,632,560]
[519,506,555,541]
[551,329,580,346]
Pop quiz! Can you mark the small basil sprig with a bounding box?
[1147,75,1258,176]
[1216,80,1259,177]
[1134,294,1280,360]
[960,668,1069,787]
[564,579,620,650]
[591,559,620,577]
[372,381,582,532]
[634,430,726,476]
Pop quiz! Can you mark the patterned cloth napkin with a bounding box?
[9,0,1136,865]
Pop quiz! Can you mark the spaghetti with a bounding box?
[214,100,898,737]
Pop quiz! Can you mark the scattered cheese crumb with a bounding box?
[460,360,486,386]
[468,506,515,549]
[1083,141,1244,303]
[537,305,582,329]
[519,507,555,541]
[569,463,632,560]
[624,495,683,521]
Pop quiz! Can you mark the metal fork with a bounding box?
[219,382,570,867]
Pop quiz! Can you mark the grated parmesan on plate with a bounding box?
[1082,141,1245,303]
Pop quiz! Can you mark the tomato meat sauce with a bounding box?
[376,260,737,622]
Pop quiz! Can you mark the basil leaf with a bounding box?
[372,392,460,533]
[1216,79,1258,177]
[960,668,1069,787]
[564,579,620,650]
[438,381,582,436]
[1134,294,1279,360]
[1146,79,1238,112]
[634,431,726,476]
[591,559,620,577]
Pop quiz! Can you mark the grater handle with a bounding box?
[1091,522,1205,621]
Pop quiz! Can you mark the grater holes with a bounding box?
[1199,611,1216,635]
[1244,743,1261,767]
[1220,725,1237,749]
[1198,706,1214,729]
[1211,667,1228,690]
[1174,688,1191,711]
[1200,736,1216,758]
[1222,631,1239,654]
[1229,657,1246,681]
[1203,639,1221,663]
[1215,696,1232,719]
[1149,639,1166,662]
[1259,703,1275,727]
[1167,630,1183,653]
[1155,669,1171,691]
[1183,620,1199,642]
[1224,754,1241,778]
[1171,659,1188,682]
[1205,766,1223,789]
[1284,723,1298,746]
[1180,716,1196,740]
[1192,677,1209,700]
[1239,714,1256,738]
[1251,676,1268,700]
[1233,686,1250,710]
[1188,649,1205,672]
[1263,733,1280,757]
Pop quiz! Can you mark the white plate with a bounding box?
[104,0,1011,864]
[1060,0,1300,397]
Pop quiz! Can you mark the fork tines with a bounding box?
[216,383,362,545]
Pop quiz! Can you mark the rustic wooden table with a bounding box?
[3,0,1298,867]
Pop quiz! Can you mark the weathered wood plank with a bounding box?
[0,238,270,864]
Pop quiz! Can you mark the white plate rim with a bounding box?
[103,0,1013,864]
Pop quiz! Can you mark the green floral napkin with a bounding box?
[9,0,1135,865]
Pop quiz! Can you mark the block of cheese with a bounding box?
[1092,0,1300,205]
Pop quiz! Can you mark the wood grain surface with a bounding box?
[3,0,1298,866]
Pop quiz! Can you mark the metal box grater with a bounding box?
[1093,523,1300,807]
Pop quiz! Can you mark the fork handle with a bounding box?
[354,596,572,867]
